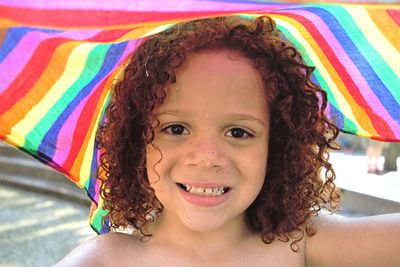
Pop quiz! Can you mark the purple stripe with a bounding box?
[0,0,286,11]
[0,29,101,94]
[284,9,400,136]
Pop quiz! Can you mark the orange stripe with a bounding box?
[1,42,79,135]
[271,14,377,135]
[0,28,8,46]
[367,8,400,53]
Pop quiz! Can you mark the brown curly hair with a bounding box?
[96,15,341,252]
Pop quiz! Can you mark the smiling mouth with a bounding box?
[177,183,230,196]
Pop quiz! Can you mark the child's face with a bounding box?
[146,50,270,233]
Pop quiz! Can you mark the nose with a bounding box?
[183,135,228,171]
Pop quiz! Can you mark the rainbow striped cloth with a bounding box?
[0,0,399,233]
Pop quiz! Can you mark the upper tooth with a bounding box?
[183,184,227,196]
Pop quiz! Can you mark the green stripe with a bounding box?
[91,205,109,234]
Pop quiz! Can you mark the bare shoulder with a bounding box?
[307,211,347,230]
[54,232,143,267]
[306,212,400,267]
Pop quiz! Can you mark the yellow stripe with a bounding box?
[347,6,400,79]
[367,9,400,52]
[10,43,96,142]
[115,23,173,42]
[271,14,371,136]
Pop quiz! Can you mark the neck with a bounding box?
[149,210,254,257]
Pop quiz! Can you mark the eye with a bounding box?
[226,127,254,139]
[161,124,188,135]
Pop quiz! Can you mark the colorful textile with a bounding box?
[0,0,399,233]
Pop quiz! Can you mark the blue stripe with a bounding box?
[100,218,110,234]
[0,27,61,63]
[328,103,344,131]
[87,145,99,202]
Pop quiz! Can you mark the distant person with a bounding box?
[365,139,385,174]
[383,143,400,173]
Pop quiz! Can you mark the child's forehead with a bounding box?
[155,51,269,122]
[169,51,265,94]
[159,50,266,103]
[178,50,257,74]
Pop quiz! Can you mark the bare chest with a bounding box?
[118,242,305,267]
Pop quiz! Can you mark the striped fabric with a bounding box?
[0,0,399,233]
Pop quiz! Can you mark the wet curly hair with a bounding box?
[96,15,341,252]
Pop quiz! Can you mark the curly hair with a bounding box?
[96,15,341,252]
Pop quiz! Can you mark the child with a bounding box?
[55,16,400,267]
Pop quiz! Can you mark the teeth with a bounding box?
[181,183,227,196]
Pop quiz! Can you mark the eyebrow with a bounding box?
[156,109,192,117]
[228,114,267,127]
[157,109,267,127]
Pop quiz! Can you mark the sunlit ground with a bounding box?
[0,184,95,267]
[331,152,400,203]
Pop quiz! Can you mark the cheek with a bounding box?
[244,152,268,178]
[241,152,268,197]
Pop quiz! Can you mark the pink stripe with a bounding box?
[285,9,400,137]
[94,165,100,202]
[52,40,139,165]
[0,0,287,12]
[0,29,101,94]
[53,96,86,168]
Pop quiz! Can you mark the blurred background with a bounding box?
[0,135,399,266]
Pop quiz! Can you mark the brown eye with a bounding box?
[226,128,253,139]
[162,124,187,135]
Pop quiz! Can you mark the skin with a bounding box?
[54,50,400,267]
[146,50,269,237]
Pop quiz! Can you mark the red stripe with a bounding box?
[388,9,400,27]
[0,6,248,28]
[277,11,394,137]
[61,79,106,172]
[0,37,69,115]
[86,29,137,42]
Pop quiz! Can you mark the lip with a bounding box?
[176,183,231,207]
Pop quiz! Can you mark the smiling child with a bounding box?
[55,15,400,267]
